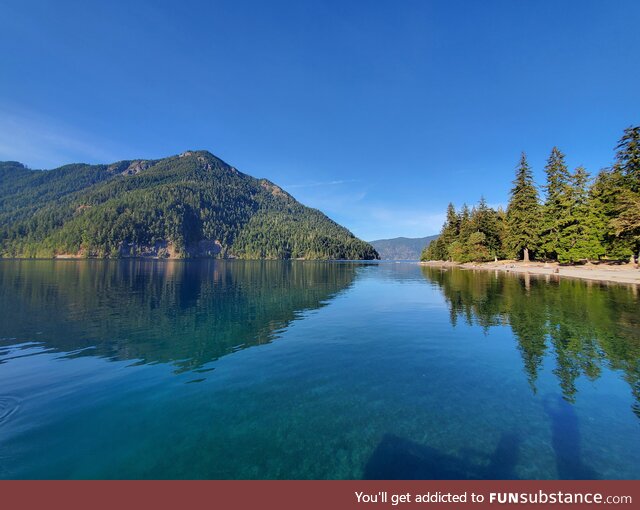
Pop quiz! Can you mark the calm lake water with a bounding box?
[0,260,638,479]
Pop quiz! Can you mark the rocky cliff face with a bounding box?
[114,239,222,258]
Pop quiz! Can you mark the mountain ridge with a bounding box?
[0,150,378,260]
[369,235,438,260]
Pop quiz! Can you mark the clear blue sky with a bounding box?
[1,0,638,240]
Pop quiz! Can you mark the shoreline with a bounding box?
[420,260,640,286]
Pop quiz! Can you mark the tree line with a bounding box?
[422,126,640,264]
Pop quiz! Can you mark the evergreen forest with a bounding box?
[0,150,378,260]
[422,126,640,264]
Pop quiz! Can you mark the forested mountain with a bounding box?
[369,236,438,260]
[0,151,378,260]
[422,125,640,264]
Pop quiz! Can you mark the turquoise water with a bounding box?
[0,260,638,479]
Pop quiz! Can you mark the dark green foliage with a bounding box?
[557,166,604,263]
[0,151,378,260]
[470,197,502,258]
[441,203,460,248]
[421,199,506,262]
[538,148,604,263]
[609,126,640,259]
[506,153,540,261]
[420,237,446,261]
[422,125,640,264]
[615,126,640,191]
[539,147,571,259]
[589,169,627,258]
[584,127,640,261]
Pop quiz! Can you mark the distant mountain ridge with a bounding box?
[0,150,378,260]
[369,236,439,260]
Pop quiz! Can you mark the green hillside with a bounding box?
[0,151,378,260]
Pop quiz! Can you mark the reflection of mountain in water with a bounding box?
[421,266,640,419]
[0,260,357,370]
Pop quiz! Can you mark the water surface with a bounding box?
[0,260,638,479]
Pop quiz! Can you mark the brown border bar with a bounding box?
[2,480,638,510]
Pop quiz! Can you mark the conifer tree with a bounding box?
[586,171,609,254]
[441,204,459,247]
[590,169,625,258]
[610,126,640,261]
[472,196,501,259]
[540,147,571,259]
[558,166,604,262]
[495,207,509,259]
[422,125,638,264]
[421,236,446,261]
[615,126,640,191]
[506,153,540,262]
[454,204,473,261]
[439,203,460,261]
[458,203,472,242]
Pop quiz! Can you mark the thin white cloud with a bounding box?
[285,178,445,240]
[298,190,368,210]
[0,105,121,168]
[283,179,360,189]
[291,189,444,240]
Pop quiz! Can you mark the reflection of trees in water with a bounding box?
[421,266,640,418]
[0,260,357,370]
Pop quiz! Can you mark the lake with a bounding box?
[0,260,638,479]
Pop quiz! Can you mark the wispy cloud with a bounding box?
[0,105,121,168]
[283,177,444,240]
[283,179,360,189]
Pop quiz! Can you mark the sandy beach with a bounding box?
[420,260,640,286]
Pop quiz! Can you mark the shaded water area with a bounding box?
[0,260,638,479]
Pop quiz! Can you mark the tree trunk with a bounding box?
[523,247,530,262]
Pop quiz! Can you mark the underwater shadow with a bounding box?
[543,395,599,479]
[363,432,521,480]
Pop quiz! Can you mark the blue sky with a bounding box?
[1,0,638,240]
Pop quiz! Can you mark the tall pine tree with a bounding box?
[440,202,460,261]
[615,126,640,191]
[558,166,604,262]
[540,147,571,259]
[610,126,640,261]
[506,153,540,262]
[471,197,502,260]
[448,204,471,262]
